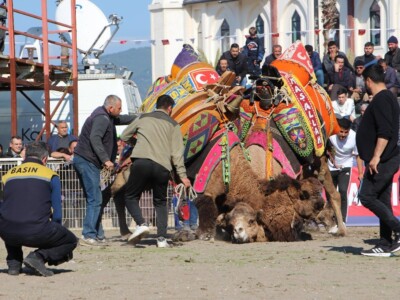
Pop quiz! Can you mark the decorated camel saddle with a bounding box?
[142,45,244,165]
[240,41,340,177]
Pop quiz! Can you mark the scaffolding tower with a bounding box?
[0,0,78,140]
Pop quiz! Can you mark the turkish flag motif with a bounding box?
[188,68,219,91]
[279,41,314,75]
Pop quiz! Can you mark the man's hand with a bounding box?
[63,153,72,162]
[368,156,380,174]
[181,177,191,188]
[334,63,340,72]
[104,160,114,170]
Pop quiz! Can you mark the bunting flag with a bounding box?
[110,27,399,46]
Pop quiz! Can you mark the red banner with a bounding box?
[346,167,400,226]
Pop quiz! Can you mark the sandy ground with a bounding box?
[0,226,400,300]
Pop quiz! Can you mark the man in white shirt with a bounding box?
[328,118,363,226]
[332,87,356,122]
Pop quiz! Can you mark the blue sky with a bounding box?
[11,0,152,54]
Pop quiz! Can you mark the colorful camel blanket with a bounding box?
[192,131,240,193]
[245,130,301,179]
[182,110,221,163]
[278,74,325,157]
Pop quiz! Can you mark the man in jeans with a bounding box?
[357,64,400,257]
[73,95,136,246]
[121,94,191,248]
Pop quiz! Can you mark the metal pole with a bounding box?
[71,0,79,136]
[41,0,51,141]
[7,0,17,137]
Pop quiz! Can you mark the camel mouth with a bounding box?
[231,237,247,244]
[231,233,249,244]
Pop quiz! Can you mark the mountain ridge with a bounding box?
[101,47,152,100]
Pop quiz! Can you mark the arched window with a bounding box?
[291,11,301,43]
[256,15,264,35]
[256,15,265,49]
[220,19,230,53]
[370,0,380,46]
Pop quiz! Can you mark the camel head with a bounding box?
[217,202,266,243]
[315,202,337,229]
[286,177,325,220]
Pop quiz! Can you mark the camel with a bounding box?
[185,141,326,242]
[216,174,325,243]
[239,69,346,237]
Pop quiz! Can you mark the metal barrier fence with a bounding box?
[0,158,176,230]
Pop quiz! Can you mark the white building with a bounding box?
[149,0,400,80]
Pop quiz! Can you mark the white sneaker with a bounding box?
[128,224,150,245]
[80,236,101,246]
[157,237,170,248]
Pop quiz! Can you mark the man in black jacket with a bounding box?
[5,136,23,158]
[327,54,355,100]
[357,64,400,257]
[384,36,400,84]
[73,95,136,246]
[216,43,247,86]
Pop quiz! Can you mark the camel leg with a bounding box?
[320,157,346,236]
[193,194,218,240]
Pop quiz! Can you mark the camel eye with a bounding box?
[248,219,255,225]
[300,191,310,200]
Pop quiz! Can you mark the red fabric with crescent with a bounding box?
[188,68,219,91]
[277,41,314,76]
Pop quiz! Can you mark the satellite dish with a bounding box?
[55,0,112,55]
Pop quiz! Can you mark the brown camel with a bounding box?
[240,74,345,236]
[216,174,325,243]
[190,144,325,242]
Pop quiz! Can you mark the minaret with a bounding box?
[149,0,185,80]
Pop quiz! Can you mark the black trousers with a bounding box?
[330,167,351,222]
[0,221,78,268]
[125,158,170,237]
[359,154,400,243]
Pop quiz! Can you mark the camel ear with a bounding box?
[216,213,228,227]
[256,209,265,224]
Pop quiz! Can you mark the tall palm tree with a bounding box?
[321,0,339,52]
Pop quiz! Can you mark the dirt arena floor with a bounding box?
[0,226,399,299]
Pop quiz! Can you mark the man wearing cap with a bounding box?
[384,35,400,84]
